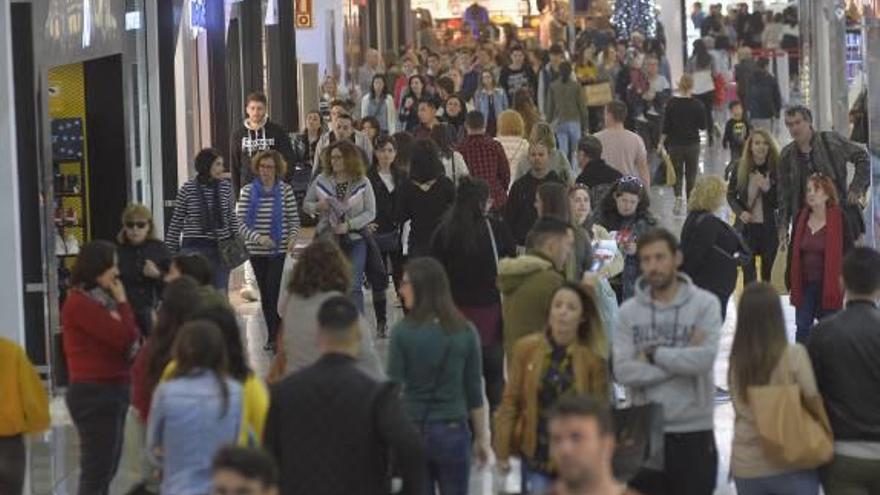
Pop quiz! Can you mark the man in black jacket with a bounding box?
[264,296,424,495]
[809,247,880,494]
[230,91,294,198]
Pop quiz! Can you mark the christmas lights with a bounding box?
[611,0,657,39]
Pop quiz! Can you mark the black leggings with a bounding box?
[371,248,406,324]
[250,255,286,345]
[667,143,701,199]
[742,221,779,284]
[695,91,715,141]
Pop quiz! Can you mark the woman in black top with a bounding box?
[686,39,717,145]
[291,111,326,224]
[396,139,455,257]
[398,75,431,133]
[441,95,468,147]
[681,175,746,322]
[116,204,170,335]
[659,73,707,214]
[367,135,406,337]
[430,177,515,413]
[727,128,779,284]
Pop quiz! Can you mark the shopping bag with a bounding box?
[276,254,296,316]
[583,82,613,106]
[770,246,788,295]
[749,384,833,469]
[612,403,665,481]
[657,146,676,186]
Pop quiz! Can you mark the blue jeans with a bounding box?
[521,463,554,494]
[180,238,230,293]
[795,281,835,343]
[344,237,367,314]
[422,420,471,495]
[735,469,819,495]
[555,120,582,169]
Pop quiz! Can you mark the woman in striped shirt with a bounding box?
[236,150,300,352]
[164,148,239,291]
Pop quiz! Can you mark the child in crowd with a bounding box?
[722,101,751,179]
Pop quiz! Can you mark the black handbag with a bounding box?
[612,403,665,481]
[217,235,250,270]
[196,180,249,269]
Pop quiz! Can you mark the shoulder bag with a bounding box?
[196,181,249,269]
[611,403,665,481]
[747,351,833,469]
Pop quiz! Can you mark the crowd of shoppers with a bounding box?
[14,7,879,495]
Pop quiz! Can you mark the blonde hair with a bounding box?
[678,73,694,93]
[736,128,780,191]
[688,175,727,212]
[497,110,525,138]
[529,122,557,151]
[117,204,158,244]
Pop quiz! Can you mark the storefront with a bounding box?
[7,0,308,388]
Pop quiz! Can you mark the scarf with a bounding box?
[245,179,283,254]
[85,286,118,312]
[789,204,845,310]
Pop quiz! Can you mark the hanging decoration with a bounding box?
[610,0,657,39]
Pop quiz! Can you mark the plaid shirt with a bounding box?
[458,134,511,209]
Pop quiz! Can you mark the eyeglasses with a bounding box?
[125,221,149,229]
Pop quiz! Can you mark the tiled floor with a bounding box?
[29,133,802,494]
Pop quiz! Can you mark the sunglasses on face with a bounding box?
[125,221,149,229]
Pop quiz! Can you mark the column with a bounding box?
[865,10,880,247]
[0,2,26,345]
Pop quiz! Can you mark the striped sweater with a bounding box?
[236,181,300,255]
[164,179,238,252]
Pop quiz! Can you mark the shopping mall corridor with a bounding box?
[29,133,800,495]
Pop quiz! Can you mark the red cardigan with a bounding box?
[789,205,845,310]
[61,290,140,384]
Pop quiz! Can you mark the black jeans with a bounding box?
[66,382,129,495]
[742,221,778,285]
[250,254,286,346]
[371,248,405,325]
[482,344,505,415]
[667,143,701,199]
[630,430,718,495]
[0,435,25,495]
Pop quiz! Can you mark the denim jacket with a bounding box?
[148,370,242,495]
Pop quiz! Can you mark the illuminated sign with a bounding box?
[191,0,207,37]
[295,0,313,28]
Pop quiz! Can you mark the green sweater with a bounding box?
[387,319,484,423]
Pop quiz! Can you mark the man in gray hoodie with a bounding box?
[613,228,721,495]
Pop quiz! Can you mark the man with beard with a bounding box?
[542,396,641,495]
[613,228,721,495]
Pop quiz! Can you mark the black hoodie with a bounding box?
[230,118,294,198]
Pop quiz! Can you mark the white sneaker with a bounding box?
[673,198,685,216]
[240,286,260,302]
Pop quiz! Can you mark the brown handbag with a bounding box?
[748,379,833,469]
[583,82,613,106]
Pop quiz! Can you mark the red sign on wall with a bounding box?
[295,0,313,28]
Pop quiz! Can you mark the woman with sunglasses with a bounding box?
[788,173,856,343]
[117,204,171,336]
[595,176,657,302]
